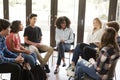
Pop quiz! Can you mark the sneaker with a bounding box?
[66,64,75,71]
[54,68,59,74]
[66,64,75,77]
[67,69,75,77]
[62,63,66,67]
[44,64,50,73]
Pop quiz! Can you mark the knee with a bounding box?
[49,47,53,53]
[29,46,38,52]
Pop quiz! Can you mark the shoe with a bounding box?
[54,68,59,74]
[44,64,50,73]
[66,64,75,71]
[62,63,66,67]
[66,64,75,77]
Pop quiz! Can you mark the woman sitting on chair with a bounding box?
[6,20,37,67]
[75,27,120,80]
[54,16,74,74]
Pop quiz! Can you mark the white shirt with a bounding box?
[87,28,104,44]
[55,27,74,46]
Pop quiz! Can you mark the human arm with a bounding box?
[55,28,61,45]
[64,28,74,44]
[20,45,31,54]
[0,51,16,63]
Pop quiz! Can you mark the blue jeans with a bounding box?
[57,43,71,65]
[75,59,100,80]
[72,43,97,65]
[16,53,37,67]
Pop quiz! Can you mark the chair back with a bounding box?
[70,33,75,47]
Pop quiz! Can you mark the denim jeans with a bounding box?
[16,53,37,67]
[75,59,100,80]
[72,43,97,65]
[57,43,71,65]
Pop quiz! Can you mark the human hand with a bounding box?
[15,53,24,63]
[89,58,96,64]
[60,40,65,44]
[24,50,31,54]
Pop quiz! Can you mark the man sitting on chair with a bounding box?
[24,13,53,73]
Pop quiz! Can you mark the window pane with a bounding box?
[0,0,3,18]
[116,0,120,23]
[58,0,79,45]
[32,0,50,45]
[9,0,26,43]
[84,0,109,43]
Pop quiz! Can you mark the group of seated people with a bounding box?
[66,18,120,80]
[0,13,53,80]
[0,13,120,80]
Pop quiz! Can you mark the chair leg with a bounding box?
[0,74,2,80]
[114,70,117,80]
[52,53,54,66]
[69,52,70,65]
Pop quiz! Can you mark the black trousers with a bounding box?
[0,63,22,80]
[80,43,97,61]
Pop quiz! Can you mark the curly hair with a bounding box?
[56,16,71,29]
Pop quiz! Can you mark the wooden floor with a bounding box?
[47,51,72,80]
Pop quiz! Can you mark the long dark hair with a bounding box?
[100,27,119,52]
[107,21,120,32]
[10,20,21,33]
[56,16,71,29]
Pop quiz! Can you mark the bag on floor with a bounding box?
[31,65,47,80]
[21,63,34,80]
[21,69,34,80]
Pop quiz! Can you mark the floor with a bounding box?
[0,51,120,80]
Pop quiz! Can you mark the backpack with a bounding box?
[31,65,47,80]
[21,63,34,80]
[21,69,34,80]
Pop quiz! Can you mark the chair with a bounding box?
[52,33,75,65]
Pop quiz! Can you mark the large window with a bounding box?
[84,0,109,42]
[116,0,120,23]
[9,0,26,43]
[57,0,79,45]
[32,0,50,45]
[0,0,3,18]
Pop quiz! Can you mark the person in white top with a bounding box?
[67,18,104,76]
[87,18,104,46]
[54,16,74,74]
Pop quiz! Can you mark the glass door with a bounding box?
[84,0,109,43]
[9,0,26,43]
[0,0,3,18]
[116,0,120,23]
[32,0,50,45]
[57,0,79,45]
